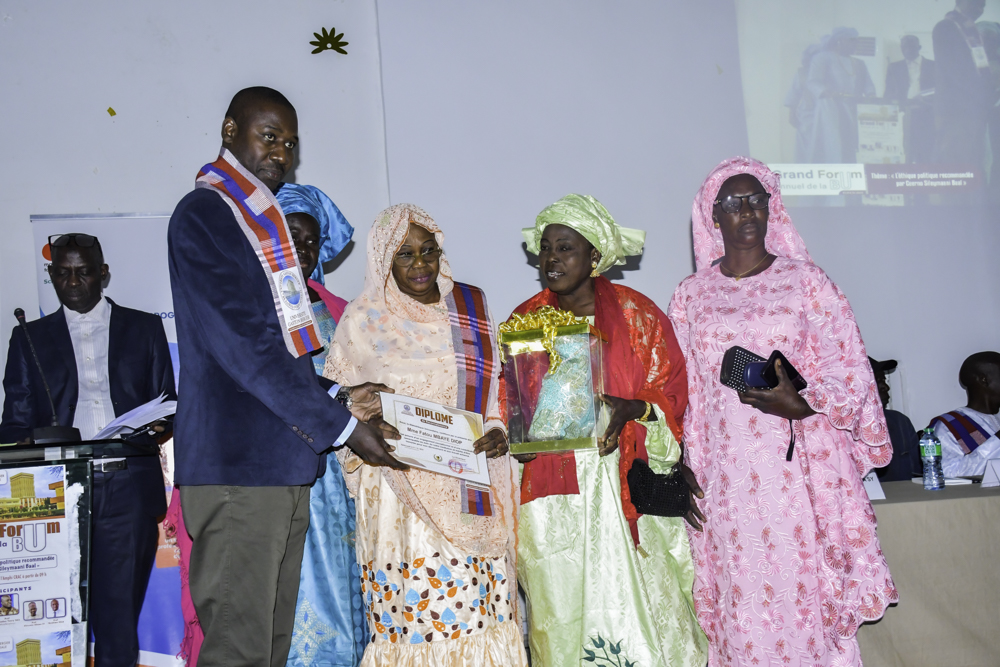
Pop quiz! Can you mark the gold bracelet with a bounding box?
[637,401,652,423]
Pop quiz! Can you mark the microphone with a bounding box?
[14,308,81,444]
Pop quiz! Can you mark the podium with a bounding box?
[0,439,160,667]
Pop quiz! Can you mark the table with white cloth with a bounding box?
[857,480,1000,667]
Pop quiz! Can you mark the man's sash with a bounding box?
[930,410,995,454]
[195,150,320,357]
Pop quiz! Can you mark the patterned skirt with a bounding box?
[355,468,527,667]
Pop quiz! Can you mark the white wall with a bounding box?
[2,0,995,431]
[376,0,1000,429]
[0,0,388,337]
[376,0,749,318]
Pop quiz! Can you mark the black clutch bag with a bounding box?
[720,346,807,392]
[719,346,766,392]
[719,345,809,462]
[627,459,689,517]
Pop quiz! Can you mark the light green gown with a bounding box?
[518,405,708,667]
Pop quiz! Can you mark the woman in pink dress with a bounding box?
[667,157,897,666]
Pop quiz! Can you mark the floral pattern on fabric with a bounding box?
[360,555,514,645]
[669,257,897,667]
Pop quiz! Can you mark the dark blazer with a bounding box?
[168,188,352,487]
[884,57,935,103]
[0,299,175,515]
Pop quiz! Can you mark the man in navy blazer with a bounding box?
[168,86,403,665]
[0,233,175,667]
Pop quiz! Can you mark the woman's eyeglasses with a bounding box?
[713,193,771,214]
[393,247,443,266]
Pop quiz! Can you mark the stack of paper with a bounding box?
[93,393,176,440]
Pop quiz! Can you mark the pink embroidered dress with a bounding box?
[667,157,897,666]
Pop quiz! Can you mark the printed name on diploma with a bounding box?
[380,393,491,486]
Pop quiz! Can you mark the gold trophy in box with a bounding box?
[499,307,609,455]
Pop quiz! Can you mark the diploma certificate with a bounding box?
[380,393,491,486]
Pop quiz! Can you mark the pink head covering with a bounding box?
[691,156,812,271]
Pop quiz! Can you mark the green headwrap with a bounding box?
[522,194,646,275]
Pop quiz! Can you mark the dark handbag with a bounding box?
[719,346,766,392]
[720,346,807,392]
[627,459,689,517]
[719,345,809,462]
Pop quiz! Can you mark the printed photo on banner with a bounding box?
[0,465,73,664]
[0,629,72,666]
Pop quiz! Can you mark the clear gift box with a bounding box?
[499,307,609,454]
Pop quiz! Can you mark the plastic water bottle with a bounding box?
[919,427,945,491]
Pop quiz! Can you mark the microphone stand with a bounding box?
[14,308,81,444]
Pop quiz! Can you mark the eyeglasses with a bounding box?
[49,233,99,248]
[713,193,771,214]
[393,246,442,267]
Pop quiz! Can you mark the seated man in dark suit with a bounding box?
[870,356,922,481]
[168,86,405,665]
[0,233,175,667]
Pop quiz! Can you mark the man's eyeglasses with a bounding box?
[393,247,443,267]
[713,193,771,214]
[48,233,99,248]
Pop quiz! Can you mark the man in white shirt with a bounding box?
[930,351,1000,477]
[885,35,936,163]
[0,233,175,667]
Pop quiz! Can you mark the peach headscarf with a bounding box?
[324,204,516,560]
[691,156,812,271]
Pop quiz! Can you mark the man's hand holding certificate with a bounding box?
[380,393,492,485]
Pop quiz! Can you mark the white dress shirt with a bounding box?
[65,296,116,440]
[936,407,1000,477]
[906,55,923,100]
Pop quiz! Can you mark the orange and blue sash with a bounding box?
[195,150,320,357]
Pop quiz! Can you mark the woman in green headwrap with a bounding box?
[503,195,707,667]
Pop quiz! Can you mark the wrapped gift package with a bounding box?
[499,307,608,454]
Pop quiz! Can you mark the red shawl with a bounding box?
[504,276,687,544]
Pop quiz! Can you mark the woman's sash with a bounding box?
[195,150,320,357]
[446,282,496,417]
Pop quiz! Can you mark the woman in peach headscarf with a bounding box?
[668,157,897,666]
[323,204,526,667]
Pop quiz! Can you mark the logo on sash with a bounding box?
[273,269,311,330]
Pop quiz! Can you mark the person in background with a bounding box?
[930,351,1000,477]
[976,20,1000,201]
[785,40,824,163]
[668,157,896,666]
[884,35,936,164]
[510,194,707,667]
[0,233,175,667]
[167,86,404,666]
[806,27,876,163]
[932,0,992,171]
[869,357,922,481]
[277,183,369,666]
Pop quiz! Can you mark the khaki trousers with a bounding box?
[181,484,310,667]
